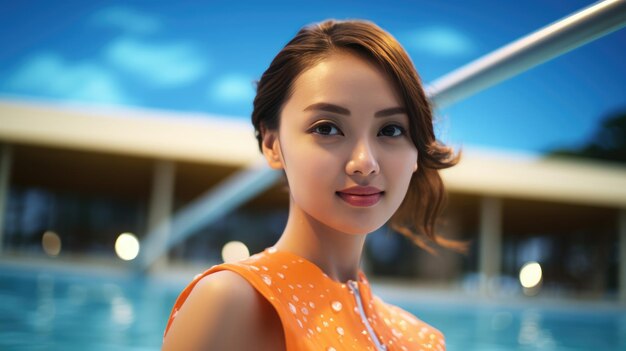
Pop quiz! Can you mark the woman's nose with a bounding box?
[345,138,380,176]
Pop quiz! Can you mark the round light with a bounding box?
[519,261,542,288]
[221,241,250,263]
[42,231,62,256]
[115,233,140,261]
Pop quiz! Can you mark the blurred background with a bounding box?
[0,0,625,350]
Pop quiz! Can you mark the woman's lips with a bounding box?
[336,191,383,207]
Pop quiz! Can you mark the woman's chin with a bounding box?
[332,221,386,236]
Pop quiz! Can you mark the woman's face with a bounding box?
[267,51,418,235]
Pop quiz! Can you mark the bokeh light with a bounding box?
[519,261,543,289]
[221,241,250,263]
[41,230,61,256]
[114,232,140,261]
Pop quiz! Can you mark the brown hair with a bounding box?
[251,19,468,254]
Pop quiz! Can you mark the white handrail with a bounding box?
[136,160,281,271]
[427,0,626,108]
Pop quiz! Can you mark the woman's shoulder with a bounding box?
[162,270,285,350]
[195,269,260,299]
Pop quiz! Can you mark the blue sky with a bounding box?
[1,0,624,155]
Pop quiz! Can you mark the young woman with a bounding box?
[162,19,465,351]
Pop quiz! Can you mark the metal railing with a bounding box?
[427,0,626,109]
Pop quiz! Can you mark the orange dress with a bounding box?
[163,247,446,351]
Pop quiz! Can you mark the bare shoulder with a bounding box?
[162,270,285,351]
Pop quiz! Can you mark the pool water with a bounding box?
[0,267,175,351]
[1,266,624,350]
[404,299,626,351]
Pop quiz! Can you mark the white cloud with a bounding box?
[91,6,161,34]
[208,74,256,104]
[4,53,129,104]
[105,37,208,87]
[402,25,476,57]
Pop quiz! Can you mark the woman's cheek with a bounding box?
[387,152,415,186]
[288,147,334,192]
[302,145,339,172]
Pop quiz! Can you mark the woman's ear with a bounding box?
[261,129,284,170]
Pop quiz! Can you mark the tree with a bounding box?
[548,109,626,164]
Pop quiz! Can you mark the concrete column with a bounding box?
[617,209,626,304]
[478,196,502,297]
[0,144,13,255]
[145,160,176,272]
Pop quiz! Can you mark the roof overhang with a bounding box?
[0,98,259,166]
[1,98,625,208]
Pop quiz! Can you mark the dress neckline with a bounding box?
[263,246,370,288]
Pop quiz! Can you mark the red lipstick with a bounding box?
[336,186,383,207]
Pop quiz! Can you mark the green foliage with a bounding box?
[549,109,626,164]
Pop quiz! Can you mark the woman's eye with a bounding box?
[379,124,406,137]
[311,123,342,136]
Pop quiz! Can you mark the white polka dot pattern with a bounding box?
[163,247,446,351]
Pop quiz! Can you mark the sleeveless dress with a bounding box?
[163,247,446,351]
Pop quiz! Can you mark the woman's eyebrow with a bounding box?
[303,102,350,115]
[303,102,406,117]
[375,106,406,117]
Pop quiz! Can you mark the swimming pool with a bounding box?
[1,265,624,350]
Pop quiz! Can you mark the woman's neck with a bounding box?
[273,197,367,283]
